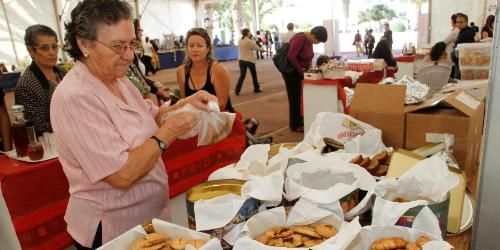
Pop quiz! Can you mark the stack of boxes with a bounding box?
[458,43,492,80]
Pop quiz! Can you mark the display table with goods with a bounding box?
[141,110,477,250]
[214,46,239,61]
[394,55,416,79]
[100,80,482,249]
[158,49,186,69]
[0,117,246,249]
[301,76,352,133]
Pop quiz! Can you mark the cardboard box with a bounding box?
[350,84,407,148]
[405,91,485,196]
[351,84,485,195]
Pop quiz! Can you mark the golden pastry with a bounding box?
[371,237,408,250]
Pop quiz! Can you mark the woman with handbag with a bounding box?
[281,26,327,132]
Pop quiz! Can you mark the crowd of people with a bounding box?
[0,0,496,248]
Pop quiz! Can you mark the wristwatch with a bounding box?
[150,136,167,152]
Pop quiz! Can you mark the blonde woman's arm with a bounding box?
[211,63,231,110]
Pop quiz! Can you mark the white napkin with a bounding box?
[232,205,359,250]
[194,193,246,231]
[241,171,284,203]
[234,144,270,175]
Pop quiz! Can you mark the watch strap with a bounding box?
[150,135,167,152]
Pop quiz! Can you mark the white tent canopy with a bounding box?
[0,0,497,69]
[0,0,197,68]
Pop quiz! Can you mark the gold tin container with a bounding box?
[186,179,259,249]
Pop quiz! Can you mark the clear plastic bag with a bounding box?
[161,102,236,146]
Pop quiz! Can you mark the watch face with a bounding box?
[159,141,167,150]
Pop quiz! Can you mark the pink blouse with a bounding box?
[50,61,169,247]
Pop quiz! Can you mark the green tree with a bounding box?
[213,0,234,30]
[358,4,396,24]
[212,0,285,34]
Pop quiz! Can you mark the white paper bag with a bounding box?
[303,113,374,148]
[161,103,235,146]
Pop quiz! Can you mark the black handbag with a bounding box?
[272,43,295,74]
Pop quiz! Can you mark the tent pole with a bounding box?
[135,0,141,19]
[1,0,20,68]
[195,0,202,27]
[52,0,68,62]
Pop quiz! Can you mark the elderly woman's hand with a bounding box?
[157,111,199,141]
[182,90,218,112]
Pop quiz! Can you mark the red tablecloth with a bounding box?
[0,157,71,250]
[395,55,416,63]
[0,117,246,249]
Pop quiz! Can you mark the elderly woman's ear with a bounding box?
[76,38,90,58]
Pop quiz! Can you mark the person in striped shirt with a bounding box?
[50,0,217,248]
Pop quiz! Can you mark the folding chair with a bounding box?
[416,62,452,92]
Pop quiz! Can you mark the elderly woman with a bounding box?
[283,26,328,132]
[50,0,217,248]
[15,24,66,137]
[176,27,234,112]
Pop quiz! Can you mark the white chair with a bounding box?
[416,62,452,91]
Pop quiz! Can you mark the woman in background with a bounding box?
[282,26,328,132]
[481,15,495,39]
[176,28,234,112]
[234,28,265,96]
[422,42,451,65]
[371,39,398,77]
[15,24,67,137]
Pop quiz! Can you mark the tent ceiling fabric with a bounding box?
[0,0,196,68]
[0,0,496,68]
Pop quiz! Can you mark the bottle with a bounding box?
[26,123,44,160]
[10,105,28,157]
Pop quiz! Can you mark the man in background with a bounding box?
[213,35,221,46]
[382,23,393,50]
[281,23,296,44]
[366,29,376,58]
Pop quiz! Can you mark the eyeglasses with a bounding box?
[31,44,60,52]
[95,39,138,55]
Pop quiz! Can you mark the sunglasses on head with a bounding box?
[188,28,209,36]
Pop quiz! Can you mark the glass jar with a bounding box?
[26,126,44,161]
[10,105,28,157]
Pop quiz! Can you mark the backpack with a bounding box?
[272,43,295,74]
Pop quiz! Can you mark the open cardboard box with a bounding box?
[350,84,484,196]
